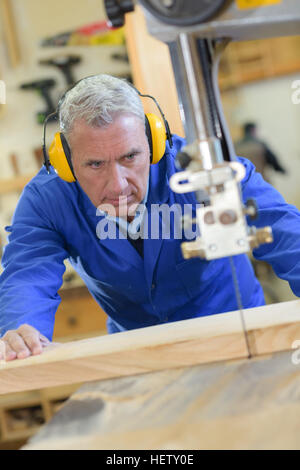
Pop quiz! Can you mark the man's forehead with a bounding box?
[84,147,143,163]
[70,113,144,135]
[67,113,148,165]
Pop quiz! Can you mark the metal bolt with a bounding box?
[203,211,215,225]
[257,227,273,244]
[219,210,237,225]
[181,241,205,259]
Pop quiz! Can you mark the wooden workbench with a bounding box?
[21,348,300,450]
[0,299,294,450]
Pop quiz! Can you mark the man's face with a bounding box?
[68,113,150,218]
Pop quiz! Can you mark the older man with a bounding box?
[0,74,299,361]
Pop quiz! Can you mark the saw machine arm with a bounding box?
[103,1,300,260]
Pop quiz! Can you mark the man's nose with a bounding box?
[108,164,128,194]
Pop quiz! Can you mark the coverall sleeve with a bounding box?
[0,185,68,340]
[240,157,300,297]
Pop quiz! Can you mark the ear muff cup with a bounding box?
[145,113,167,164]
[48,113,167,182]
[48,132,76,182]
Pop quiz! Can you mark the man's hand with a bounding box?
[0,324,50,361]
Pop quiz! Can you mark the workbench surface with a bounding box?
[22,350,300,450]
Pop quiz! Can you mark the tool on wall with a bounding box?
[20,79,57,124]
[40,20,125,47]
[39,55,82,87]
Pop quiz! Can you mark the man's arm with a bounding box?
[240,157,300,296]
[0,184,68,359]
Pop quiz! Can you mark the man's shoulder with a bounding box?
[166,136,254,169]
[26,166,66,190]
[165,135,255,180]
[23,166,79,203]
[162,134,186,175]
[166,134,186,159]
[15,166,82,221]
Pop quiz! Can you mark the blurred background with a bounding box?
[0,0,300,448]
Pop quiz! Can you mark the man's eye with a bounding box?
[125,154,135,161]
[90,162,103,169]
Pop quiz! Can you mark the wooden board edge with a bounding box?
[1,299,300,394]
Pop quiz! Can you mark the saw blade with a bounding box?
[229,256,252,359]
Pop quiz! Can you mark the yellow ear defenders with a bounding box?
[43,112,76,183]
[43,84,173,183]
[137,90,173,164]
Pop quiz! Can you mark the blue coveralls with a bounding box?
[0,135,300,339]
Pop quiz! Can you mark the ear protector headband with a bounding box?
[43,82,173,183]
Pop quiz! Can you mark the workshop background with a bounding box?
[0,0,300,448]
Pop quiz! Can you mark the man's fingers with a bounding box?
[3,342,17,361]
[5,331,31,359]
[0,325,49,361]
[39,333,50,347]
[0,337,19,361]
[18,325,48,355]
[22,334,43,355]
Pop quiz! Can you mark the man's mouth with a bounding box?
[104,194,134,206]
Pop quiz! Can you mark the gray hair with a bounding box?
[59,74,145,136]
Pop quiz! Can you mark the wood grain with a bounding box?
[22,349,300,450]
[1,300,300,395]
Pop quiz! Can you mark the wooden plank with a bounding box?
[22,349,300,450]
[1,300,300,395]
[125,7,184,137]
